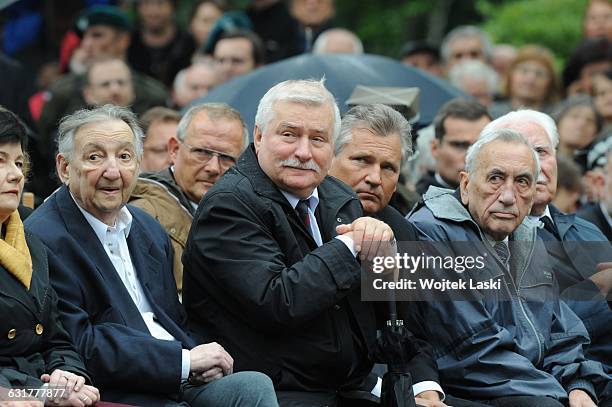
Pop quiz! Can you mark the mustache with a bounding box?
[279,158,321,173]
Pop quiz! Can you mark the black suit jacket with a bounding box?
[25,186,197,403]
[0,232,90,388]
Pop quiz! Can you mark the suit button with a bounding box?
[35,324,44,335]
[7,329,16,339]
[334,305,341,310]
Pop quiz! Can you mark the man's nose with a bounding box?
[294,137,313,161]
[204,154,221,175]
[103,157,121,179]
[498,182,517,205]
[364,166,382,186]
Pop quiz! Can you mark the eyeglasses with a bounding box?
[181,142,237,169]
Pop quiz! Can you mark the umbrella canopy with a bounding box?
[193,53,464,137]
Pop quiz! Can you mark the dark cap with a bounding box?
[74,6,131,37]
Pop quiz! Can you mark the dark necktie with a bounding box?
[296,199,311,233]
[540,216,559,239]
[494,241,510,268]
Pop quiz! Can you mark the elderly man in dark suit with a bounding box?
[482,110,612,374]
[25,105,277,407]
[182,79,438,407]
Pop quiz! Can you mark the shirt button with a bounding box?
[7,329,16,339]
[35,324,44,335]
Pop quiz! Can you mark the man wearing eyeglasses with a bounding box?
[130,103,248,296]
[416,98,491,195]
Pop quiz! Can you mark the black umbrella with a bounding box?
[375,299,418,407]
[193,53,463,136]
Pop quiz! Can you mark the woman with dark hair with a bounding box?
[0,107,100,406]
[554,95,603,172]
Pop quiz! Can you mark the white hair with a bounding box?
[465,127,540,179]
[254,79,341,143]
[441,25,493,63]
[482,109,559,149]
[448,60,498,96]
[312,28,364,54]
[58,104,144,162]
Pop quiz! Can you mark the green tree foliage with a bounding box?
[478,0,587,62]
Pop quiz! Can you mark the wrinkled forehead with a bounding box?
[74,119,136,147]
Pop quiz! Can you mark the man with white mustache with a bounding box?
[182,79,416,406]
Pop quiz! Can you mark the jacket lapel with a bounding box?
[56,186,149,333]
[127,210,194,346]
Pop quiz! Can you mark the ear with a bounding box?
[459,171,470,205]
[116,32,131,54]
[253,125,263,153]
[168,136,180,162]
[56,154,70,184]
[430,137,439,160]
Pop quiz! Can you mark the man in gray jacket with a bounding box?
[408,127,611,406]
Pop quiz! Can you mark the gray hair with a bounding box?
[312,28,364,54]
[482,109,559,149]
[58,104,144,161]
[255,79,341,143]
[336,104,412,166]
[465,128,540,179]
[441,25,493,63]
[448,60,498,96]
[177,103,249,153]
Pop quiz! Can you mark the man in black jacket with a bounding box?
[329,103,480,407]
[183,79,405,406]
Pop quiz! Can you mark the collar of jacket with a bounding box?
[421,186,539,277]
[547,204,575,239]
[140,167,196,216]
[234,143,358,212]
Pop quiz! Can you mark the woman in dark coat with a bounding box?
[0,107,99,406]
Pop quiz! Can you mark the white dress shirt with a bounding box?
[73,196,190,379]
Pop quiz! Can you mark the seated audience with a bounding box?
[172,61,218,109]
[128,0,194,87]
[189,0,226,52]
[553,153,584,213]
[312,28,363,54]
[82,58,135,109]
[490,45,559,118]
[592,69,612,131]
[554,94,603,172]
[409,126,611,406]
[483,109,612,374]
[583,0,612,41]
[0,106,100,406]
[182,79,438,406]
[290,0,335,51]
[440,25,493,73]
[213,29,265,84]
[400,41,444,78]
[25,105,277,406]
[416,98,491,195]
[139,107,181,173]
[563,38,612,96]
[578,139,612,239]
[448,60,498,108]
[130,103,248,296]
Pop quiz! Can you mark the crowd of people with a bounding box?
[0,0,611,406]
